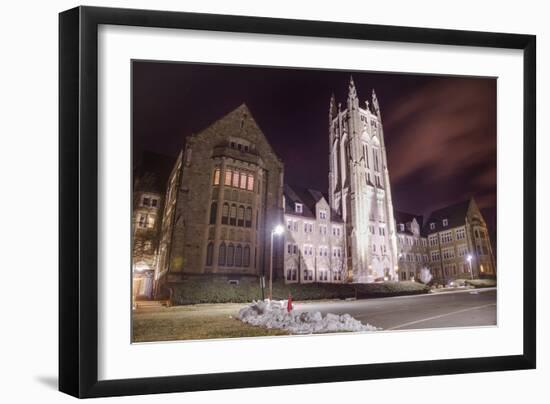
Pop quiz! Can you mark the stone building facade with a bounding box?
[395,212,429,281]
[282,185,346,284]
[421,199,496,281]
[156,104,284,291]
[134,80,496,295]
[132,152,174,299]
[328,78,399,282]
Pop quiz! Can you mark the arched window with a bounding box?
[235,245,242,267]
[218,243,226,266]
[230,204,237,226]
[237,205,245,227]
[209,201,217,225]
[243,246,250,267]
[245,207,252,228]
[227,244,235,266]
[221,203,229,225]
[205,242,213,266]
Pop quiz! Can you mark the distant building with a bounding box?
[282,185,345,283]
[132,152,175,299]
[155,104,284,294]
[395,211,428,281]
[421,199,496,281]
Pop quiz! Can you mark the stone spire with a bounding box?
[348,76,358,100]
[348,76,359,110]
[372,88,381,116]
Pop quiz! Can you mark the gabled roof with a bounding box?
[283,184,343,223]
[394,210,423,228]
[394,210,423,236]
[422,199,472,235]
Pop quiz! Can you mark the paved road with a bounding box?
[293,288,497,330]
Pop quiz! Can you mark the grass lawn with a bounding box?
[132,303,288,342]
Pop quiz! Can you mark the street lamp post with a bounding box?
[467,254,473,280]
[269,224,285,300]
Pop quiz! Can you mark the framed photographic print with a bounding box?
[59,6,536,398]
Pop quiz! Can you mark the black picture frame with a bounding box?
[59,5,536,398]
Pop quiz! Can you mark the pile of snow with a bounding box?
[237,300,379,334]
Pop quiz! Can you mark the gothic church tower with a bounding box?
[329,77,398,283]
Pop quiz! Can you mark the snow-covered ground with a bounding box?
[237,300,379,334]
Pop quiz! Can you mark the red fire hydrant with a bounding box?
[287,293,293,312]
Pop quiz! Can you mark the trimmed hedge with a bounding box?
[464,279,497,288]
[171,279,429,305]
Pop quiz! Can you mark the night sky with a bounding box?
[133,61,496,239]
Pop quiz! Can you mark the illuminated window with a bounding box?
[247,175,254,191]
[213,168,220,185]
[147,215,155,228]
[232,171,239,188]
[224,170,232,186]
[239,172,247,189]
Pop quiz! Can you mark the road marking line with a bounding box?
[387,303,496,330]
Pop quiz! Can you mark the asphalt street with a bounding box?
[294,288,497,330]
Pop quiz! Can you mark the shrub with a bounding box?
[464,279,497,288]
[170,278,429,305]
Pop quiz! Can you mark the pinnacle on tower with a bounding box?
[348,75,357,99]
[372,88,380,113]
[329,93,337,119]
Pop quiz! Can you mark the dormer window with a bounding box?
[295,203,303,214]
[442,218,448,227]
[430,222,435,230]
[399,224,405,232]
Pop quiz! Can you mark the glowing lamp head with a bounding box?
[273,225,285,236]
[467,254,473,262]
